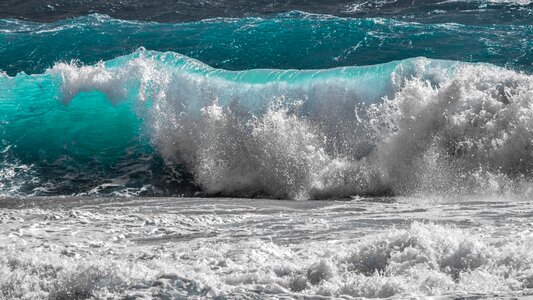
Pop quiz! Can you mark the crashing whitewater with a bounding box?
[1,49,532,199]
[2,197,533,298]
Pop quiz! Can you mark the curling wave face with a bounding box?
[1,49,533,198]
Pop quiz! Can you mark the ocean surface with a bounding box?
[1,0,533,299]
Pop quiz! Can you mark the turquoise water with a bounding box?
[1,12,531,75]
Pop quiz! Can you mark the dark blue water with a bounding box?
[1,0,531,25]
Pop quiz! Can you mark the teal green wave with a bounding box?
[1,12,531,76]
[0,50,530,197]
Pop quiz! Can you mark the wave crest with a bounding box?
[1,50,533,198]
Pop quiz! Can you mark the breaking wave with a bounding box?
[1,49,533,198]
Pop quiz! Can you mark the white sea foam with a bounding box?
[2,197,533,299]
[47,50,533,199]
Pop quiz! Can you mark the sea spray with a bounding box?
[1,50,532,198]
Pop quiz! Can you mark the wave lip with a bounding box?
[1,50,533,198]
